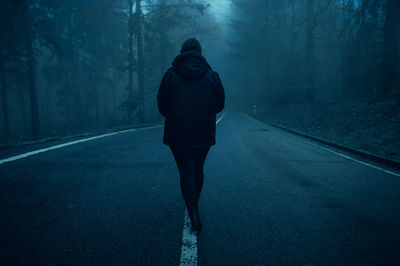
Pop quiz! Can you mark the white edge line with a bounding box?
[242,113,400,178]
[0,125,163,165]
[179,112,225,266]
[0,114,225,166]
[301,139,400,178]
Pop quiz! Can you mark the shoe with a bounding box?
[188,207,202,231]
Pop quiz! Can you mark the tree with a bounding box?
[0,0,31,140]
[0,55,9,140]
[23,0,40,137]
[382,0,400,100]
[158,0,167,76]
[136,0,145,123]
[128,0,135,105]
[305,0,315,101]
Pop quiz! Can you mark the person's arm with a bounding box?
[157,69,172,117]
[213,72,225,114]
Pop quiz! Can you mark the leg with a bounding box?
[170,146,204,231]
[194,146,211,201]
[170,147,197,209]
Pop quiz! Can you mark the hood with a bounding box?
[172,50,211,80]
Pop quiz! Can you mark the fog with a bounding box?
[1,0,399,144]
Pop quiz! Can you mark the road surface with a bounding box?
[1,111,400,265]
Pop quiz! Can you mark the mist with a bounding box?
[1,0,399,159]
[2,1,400,264]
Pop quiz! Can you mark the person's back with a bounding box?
[157,38,225,231]
[158,42,225,148]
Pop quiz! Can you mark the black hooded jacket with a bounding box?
[157,50,225,148]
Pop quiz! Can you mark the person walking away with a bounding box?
[157,38,225,231]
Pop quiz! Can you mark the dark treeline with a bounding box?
[229,0,400,108]
[1,0,399,143]
[0,0,215,142]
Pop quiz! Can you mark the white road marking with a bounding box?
[179,210,198,266]
[300,139,400,178]
[242,113,400,178]
[179,112,225,266]
[0,125,162,166]
[1,114,228,264]
[216,113,225,124]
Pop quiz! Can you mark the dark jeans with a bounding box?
[170,146,211,210]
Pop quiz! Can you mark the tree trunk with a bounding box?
[128,0,134,101]
[306,0,315,101]
[290,0,296,94]
[159,0,167,77]
[340,0,346,100]
[112,67,117,121]
[381,0,400,100]
[94,38,104,129]
[263,0,271,102]
[23,0,40,137]
[290,0,296,58]
[136,0,145,123]
[0,58,10,140]
[69,5,82,131]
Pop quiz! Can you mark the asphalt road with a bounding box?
[1,111,400,265]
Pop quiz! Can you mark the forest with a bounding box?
[0,0,399,146]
